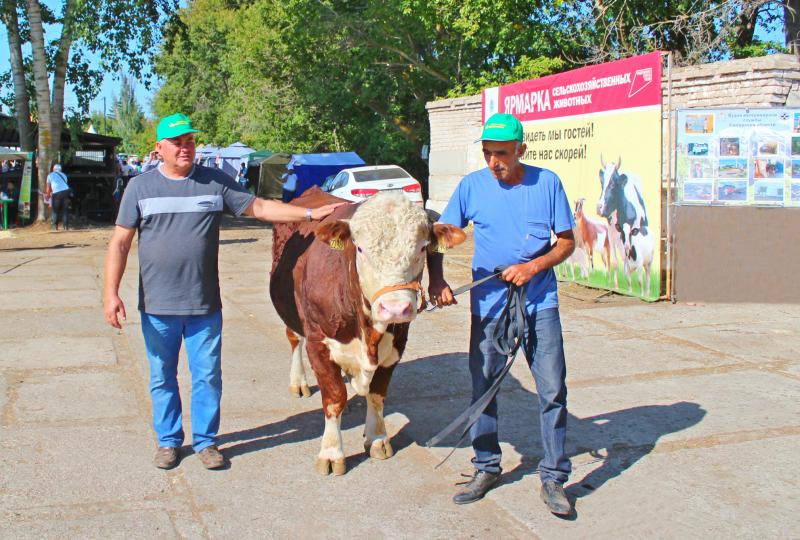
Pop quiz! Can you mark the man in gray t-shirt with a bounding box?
[103,113,342,471]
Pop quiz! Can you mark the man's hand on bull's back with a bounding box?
[311,202,347,220]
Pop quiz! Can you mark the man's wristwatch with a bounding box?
[306,208,313,221]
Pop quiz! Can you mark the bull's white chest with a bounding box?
[323,331,400,396]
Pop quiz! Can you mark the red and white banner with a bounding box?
[480,52,664,300]
[482,51,663,123]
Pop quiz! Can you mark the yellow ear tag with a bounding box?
[432,241,447,254]
[328,238,345,251]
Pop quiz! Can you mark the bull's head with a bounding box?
[597,155,623,218]
[315,193,465,326]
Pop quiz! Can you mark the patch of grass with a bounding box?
[555,263,660,301]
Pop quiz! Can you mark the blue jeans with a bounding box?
[469,308,571,484]
[140,310,223,452]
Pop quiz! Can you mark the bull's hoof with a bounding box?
[332,458,346,475]
[290,384,312,398]
[316,457,347,475]
[366,439,394,460]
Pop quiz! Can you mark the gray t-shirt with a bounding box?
[116,165,256,315]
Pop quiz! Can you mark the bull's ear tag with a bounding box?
[328,238,345,251]
[432,241,447,254]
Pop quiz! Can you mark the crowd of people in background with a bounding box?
[0,147,252,230]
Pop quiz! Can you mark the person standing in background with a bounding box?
[282,165,298,202]
[45,164,71,231]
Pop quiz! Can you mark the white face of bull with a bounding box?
[347,193,432,325]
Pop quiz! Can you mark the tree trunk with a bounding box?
[25,0,55,222]
[786,0,800,55]
[2,0,35,151]
[735,6,760,49]
[50,0,74,161]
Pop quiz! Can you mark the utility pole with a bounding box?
[103,97,107,134]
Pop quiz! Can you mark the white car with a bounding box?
[321,165,423,205]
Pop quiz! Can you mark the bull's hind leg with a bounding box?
[286,327,311,397]
[364,364,397,460]
[306,340,348,476]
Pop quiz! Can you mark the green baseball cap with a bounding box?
[156,113,200,141]
[478,113,524,142]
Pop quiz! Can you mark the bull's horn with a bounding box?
[600,154,606,168]
[616,157,622,170]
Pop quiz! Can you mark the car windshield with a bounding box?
[321,176,336,191]
[353,167,411,182]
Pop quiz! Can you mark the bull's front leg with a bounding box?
[364,364,397,460]
[305,339,348,476]
[286,328,311,397]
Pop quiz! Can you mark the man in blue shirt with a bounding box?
[428,113,576,515]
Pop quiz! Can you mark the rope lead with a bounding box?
[425,267,530,469]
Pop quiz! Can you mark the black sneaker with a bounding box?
[452,470,501,505]
[540,481,572,515]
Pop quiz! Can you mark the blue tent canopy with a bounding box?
[195,145,221,168]
[217,142,254,159]
[289,152,365,197]
[215,142,255,179]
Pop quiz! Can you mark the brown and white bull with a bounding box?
[270,188,465,475]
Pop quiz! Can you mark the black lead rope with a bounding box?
[425,267,531,468]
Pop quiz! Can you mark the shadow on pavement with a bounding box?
[0,242,89,252]
[219,352,706,491]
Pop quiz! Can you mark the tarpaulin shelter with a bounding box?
[195,145,221,167]
[216,142,255,179]
[254,153,291,199]
[289,152,366,198]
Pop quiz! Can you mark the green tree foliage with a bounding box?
[86,110,116,137]
[152,0,793,188]
[0,0,176,221]
[154,0,578,181]
[568,0,789,65]
[111,76,145,155]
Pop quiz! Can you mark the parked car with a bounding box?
[321,165,423,205]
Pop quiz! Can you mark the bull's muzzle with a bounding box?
[370,281,427,323]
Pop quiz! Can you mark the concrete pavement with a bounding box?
[1,222,798,539]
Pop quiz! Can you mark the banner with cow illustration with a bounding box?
[482,51,663,301]
[676,108,800,206]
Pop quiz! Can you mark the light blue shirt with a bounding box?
[440,164,575,318]
[47,171,70,193]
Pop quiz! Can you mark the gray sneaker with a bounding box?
[153,446,180,469]
[198,445,226,469]
[540,481,572,515]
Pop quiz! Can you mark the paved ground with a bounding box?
[1,221,799,539]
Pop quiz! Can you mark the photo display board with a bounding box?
[677,108,800,206]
